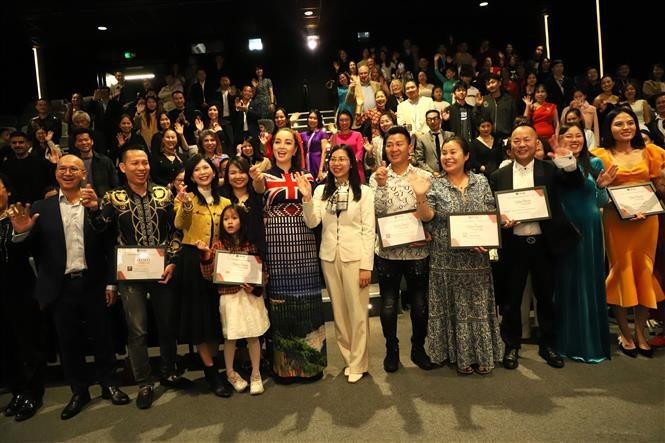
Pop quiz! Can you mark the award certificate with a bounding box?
[495,186,551,223]
[448,213,501,248]
[608,182,665,219]
[213,252,263,286]
[117,247,166,281]
[377,210,426,248]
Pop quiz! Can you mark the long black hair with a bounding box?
[600,106,645,149]
[559,123,598,179]
[273,127,302,171]
[183,154,221,205]
[219,204,250,248]
[221,156,252,199]
[321,144,362,202]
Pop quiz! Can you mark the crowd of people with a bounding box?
[0,38,664,426]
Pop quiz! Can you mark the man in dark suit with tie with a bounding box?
[489,124,584,370]
[11,155,130,420]
[414,109,455,175]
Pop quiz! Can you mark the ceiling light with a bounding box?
[97,25,108,31]
[307,35,319,51]
[248,38,263,52]
[124,73,155,81]
[479,1,489,6]
[304,10,313,16]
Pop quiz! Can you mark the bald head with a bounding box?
[56,155,87,191]
[359,65,370,84]
[510,125,538,166]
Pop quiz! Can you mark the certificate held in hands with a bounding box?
[495,186,551,223]
[117,247,166,281]
[608,182,665,219]
[448,212,501,248]
[377,210,426,248]
[213,251,263,286]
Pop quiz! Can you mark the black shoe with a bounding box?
[101,386,131,405]
[383,345,400,373]
[503,348,519,370]
[160,374,194,390]
[3,394,24,417]
[637,346,654,358]
[618,341,638,358]
[203,366,233,398]
[411,348,434,370]
[60,392,91,420]
[538,346,565,368]
[136,385,154,410]
[14,397,42,422]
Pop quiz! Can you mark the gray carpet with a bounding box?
[2,316,664,442]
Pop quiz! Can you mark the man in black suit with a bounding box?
[189,68,216,112]
[89,87,123,147]
[71,128,119,197]
[0,131,55,203]
[10,155,130,420]
[233,85,260,146]
[489,124,584,370]
[647,92,665,147]
[167,91,198,146]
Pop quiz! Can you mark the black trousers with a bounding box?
[51,275,117,395]
[375,255,429,349]
[0,288,47,399]
[499,235,556,349]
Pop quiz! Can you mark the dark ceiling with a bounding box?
[0,0,656,116]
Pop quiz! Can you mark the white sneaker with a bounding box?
[343,367,350,377]
[227,372,248,392]
[250,375,264,395]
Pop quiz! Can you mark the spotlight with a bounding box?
[97,25,108,31]
[304,10,313,16]
[479,1,489,6]
[248,38,263,52]
[307,35,319,51]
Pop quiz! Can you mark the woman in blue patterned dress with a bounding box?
[249,127,326,381]
[410,136,503,375]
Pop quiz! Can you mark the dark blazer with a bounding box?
[489,159,584,255]
[87,152,120,196]
[232,101,260,145]
[188,81,217,111]
[27,196,110,305]
[647,119,665,148]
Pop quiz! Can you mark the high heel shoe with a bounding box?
[618,339,638,358]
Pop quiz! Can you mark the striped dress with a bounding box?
[262,166,327,378]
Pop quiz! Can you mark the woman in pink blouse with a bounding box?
[330,110,365,182]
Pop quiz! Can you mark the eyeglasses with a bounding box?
[329,157,350,163]
[56,166,83,173]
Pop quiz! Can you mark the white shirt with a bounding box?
[221,90,230,117]
[59,191,87,274]
[511,160,542,236]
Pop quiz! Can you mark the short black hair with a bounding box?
[9,131,27,139]
[71,127,93,139]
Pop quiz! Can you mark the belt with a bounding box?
[515,235,540,245]
[65,271,85,279]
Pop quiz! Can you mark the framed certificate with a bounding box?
[495,186,551,223]
[448,212,501,249]
[116,247,166,281]
[377,210,426,249]
[608,182,665,219]
[213,251,263,286]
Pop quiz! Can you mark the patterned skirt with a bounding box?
[264,203,327,378]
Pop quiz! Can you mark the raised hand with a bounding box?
[174,121,184,135]
[116,132,128,147]
[176,184,191,205]
[596,164,618,188]
[9,203,39,234]
[46,148,61,164]
[195,240,211,259]
[475,94,484,107]
[407,171,431,196]
[294,172,312,202]
[249,164,264,182]
[136,102,145,114]
[363,137,373,153]
[80,184,99,210]
[374,161,389,187]
[522,95,533,107]
[211,121,222,132]
[195,116,204,132]
[45,130,54,142]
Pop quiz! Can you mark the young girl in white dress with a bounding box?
[198,204,270,395]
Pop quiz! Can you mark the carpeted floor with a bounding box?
[2,315,664,442]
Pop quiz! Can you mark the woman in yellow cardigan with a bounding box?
[174,154,232,397]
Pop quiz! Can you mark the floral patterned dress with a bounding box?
[424,172,504,369]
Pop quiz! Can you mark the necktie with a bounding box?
[433,132,441,163]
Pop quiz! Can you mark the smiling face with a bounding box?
[610,112,637,144]
[601,76,614,93]
[559,125,585,157]
[624,84,636,100]
[337,113,352,131]
[119,116,133,134]
[405,81,418,100]
[227,162,249,191]
[202,134,217,155]
[162,129,178,153]
[0,177,10,211]
[375,91,387,108]
[307,112,319,130]
[120,150,150,187]
[272,129,296,167]
[274,110,288,129]
[192,159,214,187]
[439,139,468,175]
[208,105,219,120]
[385,132,410,167]
[534,86,547,103]
[55,155,86,192]
[328,147,351,181]
[241,142,254,157]
[478,121,493,137]
[379,114,394,133]
[159,113,171,130]
[510,126,537,165]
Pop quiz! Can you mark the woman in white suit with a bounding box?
[296,144,376,383]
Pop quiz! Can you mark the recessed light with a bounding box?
[479,1,489,6]
[97,25,108,31]
[304,10,313,16]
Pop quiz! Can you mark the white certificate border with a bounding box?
[607,182,665,220]
[494,186,552,223]
[376,209,427,249]
[116,246,166,281]
[447,212,502,249]
[212,251,264,286]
